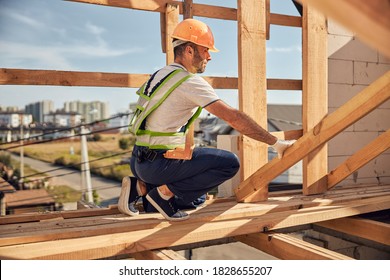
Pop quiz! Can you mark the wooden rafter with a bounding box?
[234,71,390,202]
[315,217,390,246]
[236,232,353,260]
[327,129,390,190]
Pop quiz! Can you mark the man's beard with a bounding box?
[193,48,207,73]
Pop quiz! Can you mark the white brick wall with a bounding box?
[328,19,390,186]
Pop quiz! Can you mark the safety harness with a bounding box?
[129,68,202,151]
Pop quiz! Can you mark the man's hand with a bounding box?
[271,139,296,158]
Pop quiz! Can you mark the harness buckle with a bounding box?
[145,149,157,162]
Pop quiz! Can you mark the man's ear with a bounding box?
[186,45,194,55]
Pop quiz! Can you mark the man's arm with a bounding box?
[205,100,277,145]
[205,100,295,158]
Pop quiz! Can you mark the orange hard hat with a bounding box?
[172,19,219,52]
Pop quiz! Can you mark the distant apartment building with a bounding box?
[25,100,54,123]
[64,101,109,123]
[0,106,20,112]
[43,111,82,127]
[108,111,132,133]
[0,112,33,127]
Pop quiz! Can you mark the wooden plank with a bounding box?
[267,78,302,90]
[270,13,302,27]
[0,68,150,88]
[0,207,119,225]
[160,13,167,54]
[1,185,389,247]
[132,249,186,260]
[302,4,328,195]
[327,129,390,190]
[236,233,353,260]
[66,0,237,21]
[0,195,388,259]
[298,0,390,58]
[315,217,390,246]
[237,0,268,200]
[270,129,303,141]
[0,68,301,91]
[234,71,390,202]
[266,0,270,40]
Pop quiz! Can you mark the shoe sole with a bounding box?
[146,193,189,221]
[118,177,139,216]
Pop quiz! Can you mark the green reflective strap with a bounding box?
[133,71,192,135]
[184,106,202,131]
[135,141,182,150]
[137,129,185,137]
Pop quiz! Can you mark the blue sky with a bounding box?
[0,0,302,115]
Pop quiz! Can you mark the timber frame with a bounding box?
[0,0,389,260]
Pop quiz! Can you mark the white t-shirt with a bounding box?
[145,63,220,133]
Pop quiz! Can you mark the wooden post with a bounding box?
[266,0,271,40]
[237,0,268,201]
[164,3,179,64]
[183,0,193,19]
[302,4,328,195]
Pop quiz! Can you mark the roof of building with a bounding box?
[5,189,55,207]
[267,104,302,132]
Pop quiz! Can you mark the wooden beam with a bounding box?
[270,129,303,141]
[302,4,328,195]
[234,71,390,202]
[327,129,390,190]
[266,0,270,40]
[183,0,193,19]
[0,207,119,225]
[0,68,301,91]
[66,0,302,27]
[267,78,302,90]
[236,233,353,260]
[270,13,302,27]
[237,0,268,200]
[164,4,179,64]
[132,249,186,260]
[0,68,150,88]
[315,217,390,246]
[1,194,388,259]
[298,0,390,58]
[65,0,237,21]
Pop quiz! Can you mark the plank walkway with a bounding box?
[0,184,389,259]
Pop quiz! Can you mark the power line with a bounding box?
[1,124,132,151]
[0,112,132,147]
[0,150,132,188]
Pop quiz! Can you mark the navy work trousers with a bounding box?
[130,145,240,205]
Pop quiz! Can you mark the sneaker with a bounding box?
[118,176,140,216]
[146,187,189,221]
